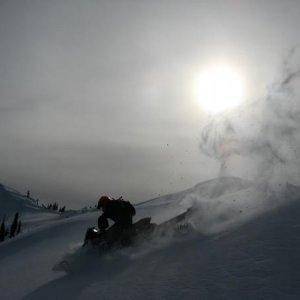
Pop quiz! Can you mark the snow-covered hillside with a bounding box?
[137,177,298,235]
[0,183,64,232]
[0,177,299,299]
[0,183,40,216]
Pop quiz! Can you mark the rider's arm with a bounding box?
[98,214,109,230]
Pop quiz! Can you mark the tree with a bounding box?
[53,202,58,211]
[0,216,6,242]
[10,212,19,238]
[59,206,66,213]
[17,221,22,235]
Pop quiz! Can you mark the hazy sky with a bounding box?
[0,0,300,208]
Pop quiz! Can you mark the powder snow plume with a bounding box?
[199,48,300,189]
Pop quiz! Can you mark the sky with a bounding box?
[0,0,300,208]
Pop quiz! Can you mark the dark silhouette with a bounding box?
[0,215,6,242]
[97,196,136,246]
[59,206,66,213]
[26,190,30,198]
[10,212,19,238]
[17,220,22,235]
[52,202,58,211]
[43,202,65,212]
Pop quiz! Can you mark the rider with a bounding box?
[97,195,136,246]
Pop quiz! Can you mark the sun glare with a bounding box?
[195,64,245,114]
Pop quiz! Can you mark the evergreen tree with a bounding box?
[17,221,22,235]
[10,212,19,238]
[0,216,6,242]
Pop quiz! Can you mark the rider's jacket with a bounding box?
[98,200,135,229]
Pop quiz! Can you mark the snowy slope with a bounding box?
[0,183,40,216]
[137,177,298,235]
[136,177,252,224]
[0,183,64,233]
[0,177,299,299]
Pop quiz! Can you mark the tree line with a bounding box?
[26,190,66,213]
[0,190,69,243]
[41,202,66,212]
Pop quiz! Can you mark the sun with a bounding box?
[195,64,245,114]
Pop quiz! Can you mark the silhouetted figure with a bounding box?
[10,213,19,238]
[97,196,136,246]
[26,190,30,198]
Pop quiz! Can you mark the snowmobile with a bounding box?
[53,210,194,273]
[83,217,157,249]
[83,208,195,249]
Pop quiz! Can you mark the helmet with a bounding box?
[97,195,111,209]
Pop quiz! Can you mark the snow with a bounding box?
[0,183,82,233]
[0,183,60,226]
[0,177,299,299]
[0,184,39,216]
